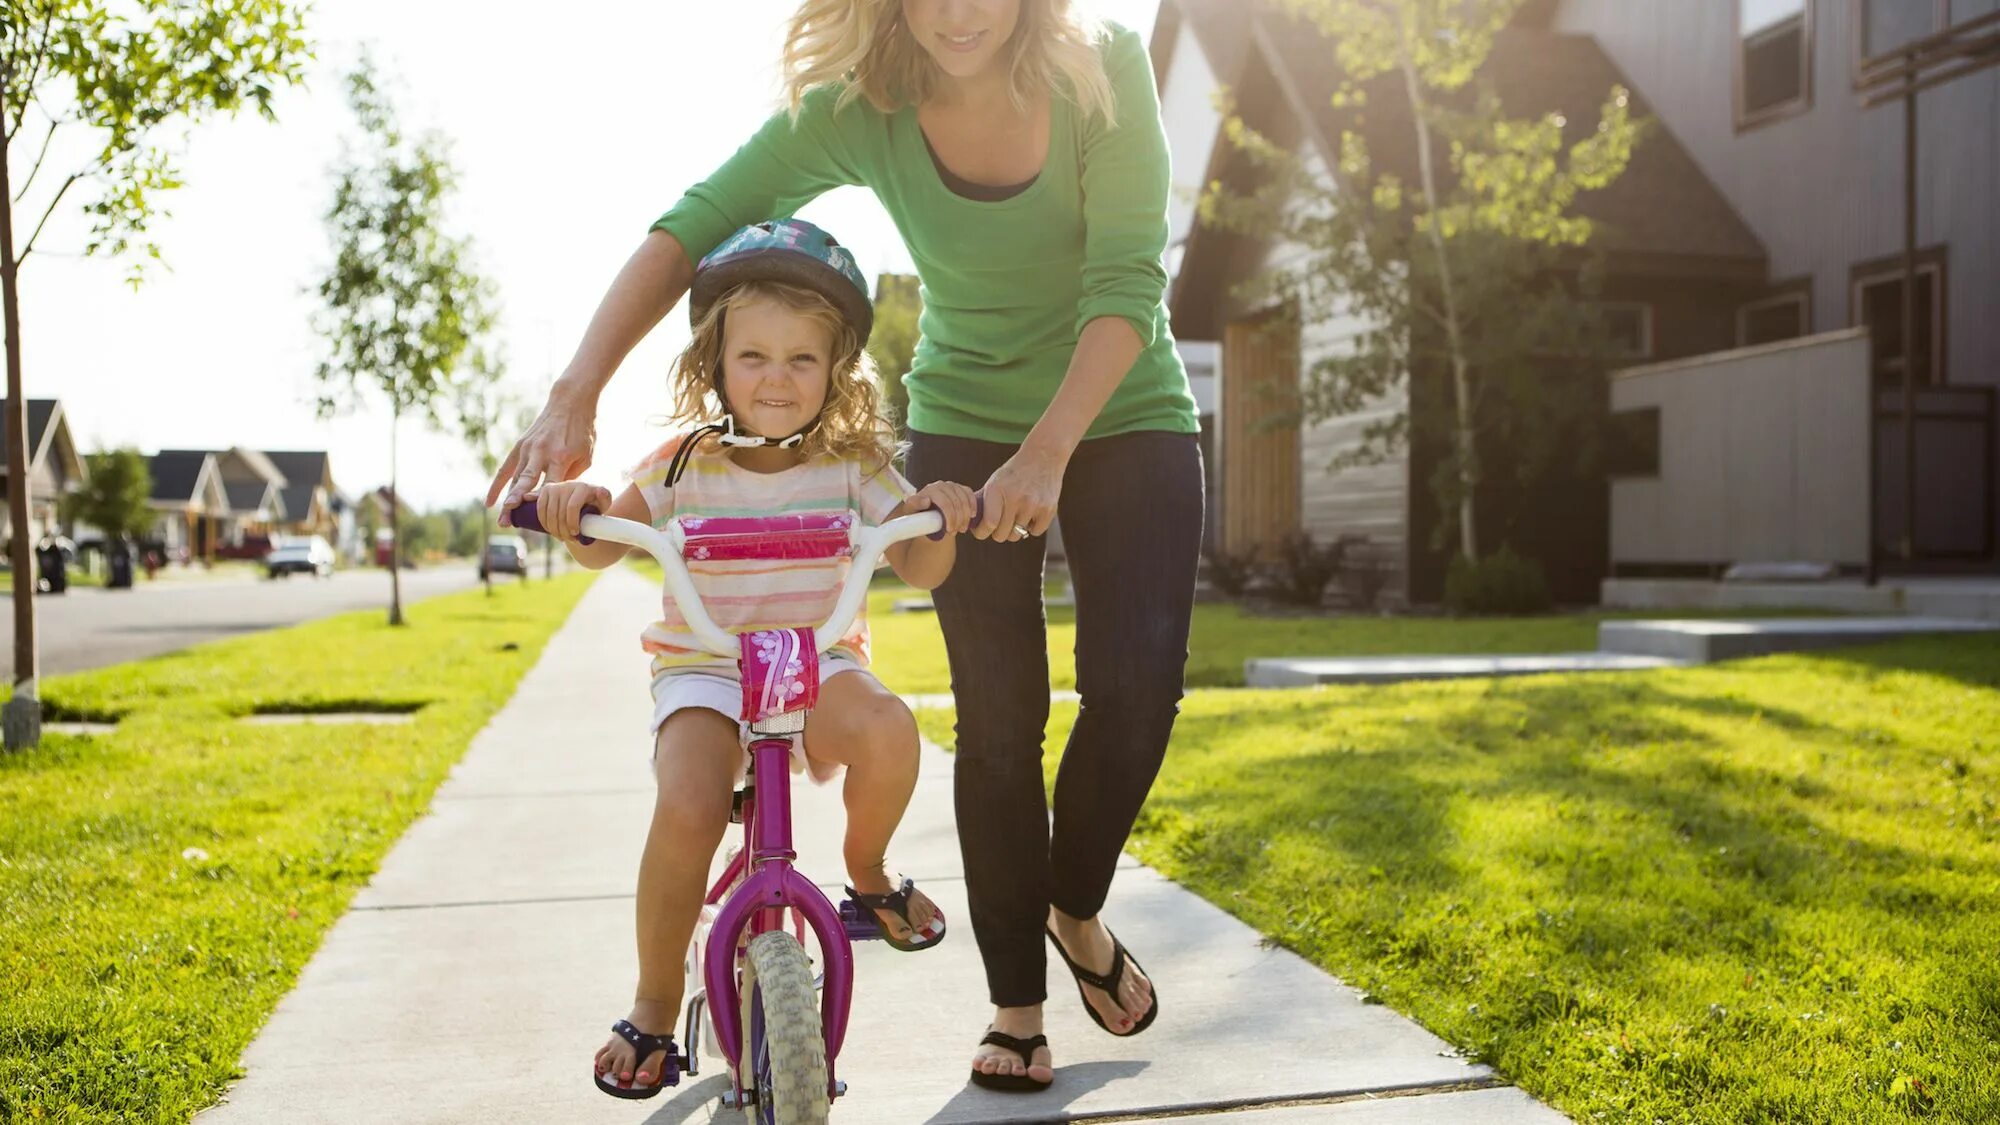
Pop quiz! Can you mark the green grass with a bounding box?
[913,635,2000,1121]
[868,579,1833,695]
[0,573,596,1123]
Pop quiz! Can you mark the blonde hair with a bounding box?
[783,0,1116,124]
[668,280,899,470]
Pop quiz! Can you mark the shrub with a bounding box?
[1339,538,1389,610]
[1203,542,1260,598]
[1444,545,1551,615]
[1271,532,1346,607]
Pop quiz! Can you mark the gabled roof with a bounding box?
[0,399,83,481]
[164,446,286,486]
[1155,1,1768,284]
[148,450,214,504]
[263,450,334,527]
[223,479,285,519]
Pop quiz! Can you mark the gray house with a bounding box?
[1154,0,1998,604]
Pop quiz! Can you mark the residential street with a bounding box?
[2,565,515,678]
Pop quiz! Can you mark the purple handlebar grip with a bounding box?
[927,493,986,541]
[506,498,596,546]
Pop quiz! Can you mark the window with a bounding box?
[1600,302,1655,360]
[1737,0,1813,129]
[1738,281,1813,346]
[1851,250,1947,386]
[1856,0,2000,69]
[1607,408,1661,479]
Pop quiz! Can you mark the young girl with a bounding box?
[523,219,979,1100]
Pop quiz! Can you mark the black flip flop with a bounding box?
[1046,925,1159,1037]
[594,1019,689,1100]
[968,1029,1053,1093]
[844,876,947,952]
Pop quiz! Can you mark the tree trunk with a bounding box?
[1398,43,1480,562]
[388,403,404,626]
[481,518,492,596]
[0,97,42,750]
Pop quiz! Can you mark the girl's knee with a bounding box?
[818,685,917,764]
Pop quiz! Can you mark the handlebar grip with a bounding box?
[505,498,597,546]
[926,493,986,542]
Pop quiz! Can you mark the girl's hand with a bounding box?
[492,383,599,518]
[524,481,613,542]
[976,443,1067,543]
[906,481,979,536]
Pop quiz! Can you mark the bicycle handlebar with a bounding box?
[506,495,976,658]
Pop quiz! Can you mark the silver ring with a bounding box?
[1012,524,1030,536]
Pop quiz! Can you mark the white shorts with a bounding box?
[648,655,865,785]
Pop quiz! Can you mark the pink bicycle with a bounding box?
[511,495,968,1123]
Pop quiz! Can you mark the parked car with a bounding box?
[480,535,527,579]
[266,535,335,579]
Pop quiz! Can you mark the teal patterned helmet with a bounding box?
[690,218,874,344]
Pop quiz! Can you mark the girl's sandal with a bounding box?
[593,1019,690,1100]
[1046,925,1160,1037]
[967,1029,1053,1093]
[843,875,947,952]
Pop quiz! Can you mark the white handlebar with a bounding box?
[575,510,947,657]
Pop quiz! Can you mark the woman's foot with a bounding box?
[1047,909,1154,1032]
[593,998,677,1090]
[970,1005,1055,1085]
[848,863,941,945]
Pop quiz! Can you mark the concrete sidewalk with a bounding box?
[198,569,1566,1123]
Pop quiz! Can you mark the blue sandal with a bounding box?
[594,1019,690,1100]
[844,876,947,952]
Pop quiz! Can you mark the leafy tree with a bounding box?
[312,58,496,625]
[60,447,152,540]
[1201,0,1641,560]
[0,0,310,748]
[867,273,920,432]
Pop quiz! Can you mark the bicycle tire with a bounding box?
[740,930,829,1125]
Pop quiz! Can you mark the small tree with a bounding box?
[453,355,524,594]
[1202,0,1641,562]
[0,0,311,748]
[61,447,153,543]
[312,58,496,625]
[868,273,921,433]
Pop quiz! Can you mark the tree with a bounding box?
[868,273,920,433]
[60,447,152,540]
[0,0,311,748]
[312,58,496,625]
[1201,0,1641,561]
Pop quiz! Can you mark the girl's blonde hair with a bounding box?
[668,279,898,470]
[783,0,1116,124]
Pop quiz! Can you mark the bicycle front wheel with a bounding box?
[740,930,829,1125]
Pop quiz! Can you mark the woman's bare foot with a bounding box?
[970,1004,1055,1084]
[1048,908,1154,1032]
[592,997,678,1090]
[848,862,941,945]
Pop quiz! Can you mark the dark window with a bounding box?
[1607,408,1661,478]
[1853,257,1946,386]
[1601,303,1654,359]
[1738,0,1812,127]
[1738,285,1812,346]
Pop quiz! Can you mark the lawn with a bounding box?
[912,635,2000,1122]
[0,573,597,1123]
[866,579,1828,695]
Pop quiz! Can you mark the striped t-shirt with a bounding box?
[628,435,915,675]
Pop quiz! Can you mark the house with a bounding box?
[0,399,86,548]
[1546,1,1998,584]
[147,450,228,562]
[1152,0,1769,603]
[160,447,288,556]
[262,449,351,552]
[1152,0,1998,604]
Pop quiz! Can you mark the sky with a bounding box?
[18,0,1161,511]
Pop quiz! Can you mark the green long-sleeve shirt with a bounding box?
[652,23,1198,445]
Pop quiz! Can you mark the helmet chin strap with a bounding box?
[714,414,806,449]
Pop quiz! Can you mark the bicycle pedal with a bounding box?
[838,897,885,941]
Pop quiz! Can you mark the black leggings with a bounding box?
[905,429,1204,1006]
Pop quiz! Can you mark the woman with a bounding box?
[492,0,1202,1091]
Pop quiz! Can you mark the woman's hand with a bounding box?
[976,441,1070,543]
[524,481,613,543]
[905,480,981,536]
[489,382,600,520]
